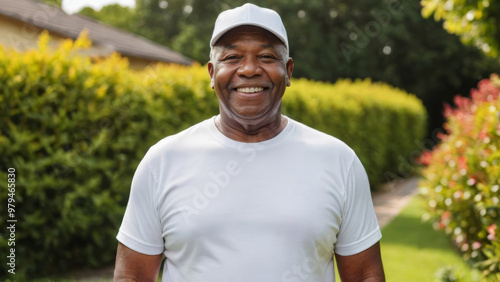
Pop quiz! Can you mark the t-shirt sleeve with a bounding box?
[335,155,382,256]
[116,152,165,255]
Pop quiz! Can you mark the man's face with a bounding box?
[208,25,293,123]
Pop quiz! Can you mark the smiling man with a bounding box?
[114,3,385,282]
[208,23,292,142]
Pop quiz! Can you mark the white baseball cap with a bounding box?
[210,3,288,50]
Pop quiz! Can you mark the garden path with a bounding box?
[373,176,420,228]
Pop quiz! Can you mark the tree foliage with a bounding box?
[78,4,139,34]
[133,0,230,63]
[36,0,62,8]
[421,0,500,57]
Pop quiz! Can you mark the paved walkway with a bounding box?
[67,177,420,281]
[373,176,420,228]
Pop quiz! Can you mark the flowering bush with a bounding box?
[419,74,500,279]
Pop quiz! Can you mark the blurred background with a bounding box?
[0,0,499,280]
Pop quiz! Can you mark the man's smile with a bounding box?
[236,87,265,93]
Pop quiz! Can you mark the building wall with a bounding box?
[0,15,66,51]
[0,15,157,69]
[126,55,168,70]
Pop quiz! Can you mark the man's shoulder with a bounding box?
[145,117,213,157]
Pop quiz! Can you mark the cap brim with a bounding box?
[210,22,288,48]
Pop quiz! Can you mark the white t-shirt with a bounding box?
[117,116,381,282]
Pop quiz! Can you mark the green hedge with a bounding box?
[0,33,426,277]
[419,75,500,280]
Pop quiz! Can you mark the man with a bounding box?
[114,3,385,282]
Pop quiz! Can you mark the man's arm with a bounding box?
[114,242,163,282]
[335,241,385,282]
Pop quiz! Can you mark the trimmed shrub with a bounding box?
[0,33,426,277]
[0,32,217,277]
[0,32,157,276]
[419,75,500,280]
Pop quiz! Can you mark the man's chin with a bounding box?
[231,111,268,121]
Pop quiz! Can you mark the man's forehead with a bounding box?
[220,43,276,50]
[214,25,285,48]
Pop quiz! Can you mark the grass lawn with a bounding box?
[378,195,482,282]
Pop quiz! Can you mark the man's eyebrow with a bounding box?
[260,44,275,49]
[222,44,237,50]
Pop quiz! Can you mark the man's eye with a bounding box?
[260,55,277,61]
[224,55,239,61]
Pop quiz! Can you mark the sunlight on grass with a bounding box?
[380,195,482,282]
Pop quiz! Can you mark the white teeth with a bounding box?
[237,87,264,93]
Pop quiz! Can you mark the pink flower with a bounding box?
[458,156,468,171]
[466,177,476,186]
[472,78,499,102]
[487,224,496,241]
[439,211,451,229]
[417,151,433,166]
[442,211,451,220]
[453,95,472,112]
[472,241,481,250]
[478,129,488,140]
[443,103,454,117]
[437,132,448,141]
[461,243,469,252]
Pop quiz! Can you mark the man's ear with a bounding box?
[286,58,294,87]
[207,62,215,89]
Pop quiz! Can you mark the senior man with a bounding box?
[114,3,385,282]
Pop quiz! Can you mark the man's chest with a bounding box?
[155,151,346,256]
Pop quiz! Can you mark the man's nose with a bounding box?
[236,56,263,78]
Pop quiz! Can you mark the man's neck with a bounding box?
[215,114,288,143]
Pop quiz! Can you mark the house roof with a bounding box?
[0,0,194,65]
